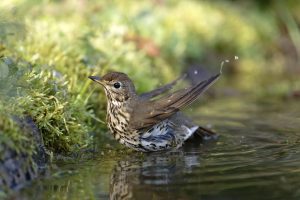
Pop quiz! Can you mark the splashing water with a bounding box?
[220,56,239,73]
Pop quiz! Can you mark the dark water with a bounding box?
[19,98,300,200]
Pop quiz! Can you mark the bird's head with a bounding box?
[89,72,136,102]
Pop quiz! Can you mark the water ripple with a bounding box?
[19,99,300,200]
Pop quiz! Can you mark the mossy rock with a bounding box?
[0,116,47,193]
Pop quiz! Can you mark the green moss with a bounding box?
[0,57,93,154]
[0,113,32,156]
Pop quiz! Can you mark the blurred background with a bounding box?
[0,0,300,196]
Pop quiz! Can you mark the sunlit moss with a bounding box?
[0,57,93,154]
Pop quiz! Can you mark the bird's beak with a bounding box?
[89,76,103,84]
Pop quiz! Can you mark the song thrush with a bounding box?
[89,71,220,152]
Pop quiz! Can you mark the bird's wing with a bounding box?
[129,73,221,131]
[139,74,186,100]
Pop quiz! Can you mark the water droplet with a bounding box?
[194,70,198,75]
[235,56,239,60]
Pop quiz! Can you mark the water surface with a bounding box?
[20,98,300,200]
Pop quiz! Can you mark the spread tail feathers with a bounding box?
[194,126,218,141]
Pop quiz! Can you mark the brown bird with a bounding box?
[89,71,220,152]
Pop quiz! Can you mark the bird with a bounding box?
[89,71,220,152]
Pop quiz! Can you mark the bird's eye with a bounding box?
[113,82,121,89]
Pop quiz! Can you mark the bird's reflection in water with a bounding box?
[109,143,207,200]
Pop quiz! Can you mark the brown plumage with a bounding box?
[130,73,220,131]
[89,71,220,151]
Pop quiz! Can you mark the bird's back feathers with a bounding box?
[129,73,220,131]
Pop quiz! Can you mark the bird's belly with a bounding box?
[107,114,198,152]
[138,120,198,152]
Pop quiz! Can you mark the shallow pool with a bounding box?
[19,98,300,200]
